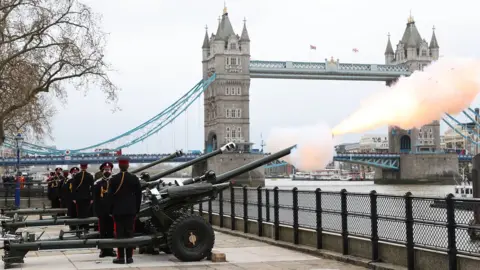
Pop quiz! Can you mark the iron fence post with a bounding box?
[315,188,322,249]
[219,189,224,228]
[199,201,203,216]
[265,189,270,222]
[370,190,379,262]
[27,183,31,208]
[257,186,263,236]
[230,185,236,230]
[243,186,248,233]
[292,187,299,244]
[340,189,349,255]
[445,193,457,270]
[405,191,415,270]
[274,186,280,240]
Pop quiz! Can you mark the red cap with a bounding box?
[80,163,88,169]
[116,156,130,166]
[63,171,69,177]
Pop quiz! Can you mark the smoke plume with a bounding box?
[332,58,480,135]
[265,123,335,171]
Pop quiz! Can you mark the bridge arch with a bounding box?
[400,135,411,153]
[206,131,218,153]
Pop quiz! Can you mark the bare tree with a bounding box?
[0,0,118,145]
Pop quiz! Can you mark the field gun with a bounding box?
[1,144,235,236]
[131,150,184,174]
[2,145,295,268]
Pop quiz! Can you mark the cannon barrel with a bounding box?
[180,145,296,187]
[1,208,67,216]
[1,217,98,230]
[131,150,184,174]
[148,142,236,182]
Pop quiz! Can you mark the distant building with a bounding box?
[335,143,360,154]
[443,122,478,154]
[0,146,15,157]
[359,134,388,153]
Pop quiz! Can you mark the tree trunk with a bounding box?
[0,118,5,145]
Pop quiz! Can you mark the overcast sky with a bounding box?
[44,0,480,154]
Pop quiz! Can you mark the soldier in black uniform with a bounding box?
[62,167,79,229]
[108,156,142,264]
[94,164,104,181]
[72,163,94,230]
[93,162,116,258]
[47,170,61,208]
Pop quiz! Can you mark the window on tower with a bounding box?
[231,128,236,138]
[226,87,230,95]
[236,87,241,95]
[236,109,242,118]
[226,127,231,138]
[231,57,237,65]
[231,109,236,118]
[237,127,242,138]
[230,43,237,50]
[226,109,231,118]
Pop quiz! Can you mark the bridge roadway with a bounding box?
[0,152,473,168]
[10,219,366,270]
[249,59,411,81]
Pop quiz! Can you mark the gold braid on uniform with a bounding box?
[100,179,109,198]
[76,171,85,190]
[69,180,72,192]
[114,172,125,195]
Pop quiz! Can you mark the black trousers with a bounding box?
[51,197,61,208]
[113,215,136,259]
[98,215,114,253]
[76,199,91,230]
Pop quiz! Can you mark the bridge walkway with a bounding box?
[15,224,367,270]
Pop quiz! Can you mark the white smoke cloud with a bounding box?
[333,57,480,135]
[265,123,335,171]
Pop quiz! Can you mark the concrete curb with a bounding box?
[213,226,407,270]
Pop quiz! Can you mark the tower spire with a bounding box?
[223,1,228,15]
[407,10,414,24]
[385,32,394,55]
[429,25,439,49]
[202,25,210,49]
[240,17,250,42]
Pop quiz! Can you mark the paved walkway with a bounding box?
[5,224,367,270]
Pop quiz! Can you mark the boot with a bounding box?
[112,258,125,264]
[126,258,133,264]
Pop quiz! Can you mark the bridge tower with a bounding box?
[385,13,440,153]
[196,6,265,186]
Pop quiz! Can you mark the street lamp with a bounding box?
[14,133,24,208]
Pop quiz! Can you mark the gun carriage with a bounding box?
[1,144,295,269]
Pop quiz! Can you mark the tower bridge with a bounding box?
[1,8,455,185]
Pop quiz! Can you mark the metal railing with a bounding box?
[0,182,47,208]
[195,186,480,270]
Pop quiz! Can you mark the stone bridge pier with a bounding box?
[375,153,459,184]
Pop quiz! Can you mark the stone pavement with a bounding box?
[5,224,367,270]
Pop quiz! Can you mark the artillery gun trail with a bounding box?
[1,144,295,268]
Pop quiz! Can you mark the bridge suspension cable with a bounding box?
[3,74,216,156]
[442,113,480,146]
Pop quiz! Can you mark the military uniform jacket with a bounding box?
[93,177,112,217]
[108,171,142,216]
[61,177,74,203]
[94,171,103,181]
[72,171,94,200]
[47,177,61,200]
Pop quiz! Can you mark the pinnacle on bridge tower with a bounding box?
[198,6,263,186]
[385,12,441,153]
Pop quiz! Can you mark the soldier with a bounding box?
[47,171,61,208]
[72,163,94,230]
[62,167,79,229]
[93,162,116,258]
[94,164,104,180]
[108,156,142,264]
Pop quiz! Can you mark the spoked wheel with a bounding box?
[167,214,214,262]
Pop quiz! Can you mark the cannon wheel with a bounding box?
[167,214,214,262]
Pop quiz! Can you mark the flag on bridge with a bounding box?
[352,48,359,53]
[310,45,317,50]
